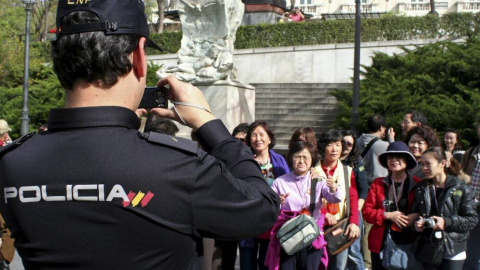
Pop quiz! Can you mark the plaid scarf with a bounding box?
[470,153,480,201]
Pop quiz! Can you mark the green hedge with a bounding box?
[146,12,480,55]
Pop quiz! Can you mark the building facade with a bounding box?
[292,0,480,19]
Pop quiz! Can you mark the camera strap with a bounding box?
[430,184,439,215]
[389,177,405,210]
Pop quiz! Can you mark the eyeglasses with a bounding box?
[345,142,354,147]
[292,155,310,162]
[408,140,426,146]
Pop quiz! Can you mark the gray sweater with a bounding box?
[356,133,389,185]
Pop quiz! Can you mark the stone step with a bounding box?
[251,83,352,89]
[273,124,332,131]
[255,92,338,99]
[255,88,333,94]
[255,102,339,109]
[253,83,346,150]
[255,108,339,114]
[255,114,337,121]
[255,98,338,104]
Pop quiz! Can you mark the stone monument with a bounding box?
[157,0,255,136]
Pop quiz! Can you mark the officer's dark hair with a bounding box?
[287,141,318,168]
[367,114,385,133]
[246,120,276,150]
[407,110,428,126]
[144,115,179,136]
[422,146,461,176]
[232,123,249,137]
[404,125,441,149]
[317,129,345,158]
[51,11,142,91]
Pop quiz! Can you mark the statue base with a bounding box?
[175,81,256,139]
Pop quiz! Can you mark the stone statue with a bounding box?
[157,0,244,84]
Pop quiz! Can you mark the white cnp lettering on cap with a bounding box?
[4,184,129,204]
[67,0,92,5]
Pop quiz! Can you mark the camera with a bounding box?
[139,86,168,109]
[422,217,436,228]
[383,200,398,212]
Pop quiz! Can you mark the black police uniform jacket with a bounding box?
[0,106,280,270]
[411,175,478,257]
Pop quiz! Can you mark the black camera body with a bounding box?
[422,217,436,228]
[139,86,168,109]
[383,200,398,212]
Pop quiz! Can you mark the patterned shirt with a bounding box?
[469,153,480,201]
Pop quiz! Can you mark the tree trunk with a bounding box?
[34,0,55,41]
[167,0,177,10]
[290,0,296,10]
[156,0,165,33]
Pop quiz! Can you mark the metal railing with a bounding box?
[340,4,379,13]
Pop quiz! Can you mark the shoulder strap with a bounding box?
[0,132,36,160]
[309,177,317,215]
[139,131,198,155]
[361,137,380,158]
[343,165,351,217]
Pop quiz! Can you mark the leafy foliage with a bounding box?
[330,35,480,147]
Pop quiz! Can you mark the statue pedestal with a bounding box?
[176,82,256,139]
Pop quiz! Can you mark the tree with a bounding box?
[330,36,480,147]
[32,0,57,41]
[155,0,166,33]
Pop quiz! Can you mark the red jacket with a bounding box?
[362,174,421,253]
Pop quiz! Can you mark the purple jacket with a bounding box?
[269,149,290,178]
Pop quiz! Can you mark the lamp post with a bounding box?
[351,0,361,132]
[21,0,35,136]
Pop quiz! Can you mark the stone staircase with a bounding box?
[252,83,352,154]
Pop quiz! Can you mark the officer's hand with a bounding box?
[135,109,147,118]
[151,76,216,129]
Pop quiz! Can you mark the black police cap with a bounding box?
[56,0,163,52]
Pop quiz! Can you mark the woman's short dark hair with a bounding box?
[423,146,461,176]
[288,127,317,150]
[443,128,464,151]
[51,11,142,90]
[287,141,318,168]
[317,129,345,158]
[232,123,250,137]
[246,120,276,150]
[404,125,441,148]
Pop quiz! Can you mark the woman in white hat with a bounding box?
[362,141,422,270]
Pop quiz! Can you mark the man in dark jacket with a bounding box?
[462,119,480,270]
[0,1,280,269]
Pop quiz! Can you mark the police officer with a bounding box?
[0,1,280,269]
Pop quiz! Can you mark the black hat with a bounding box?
[378,141,417,170]
[56,0,162,52]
